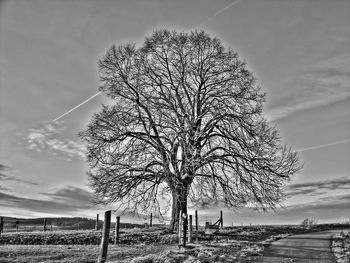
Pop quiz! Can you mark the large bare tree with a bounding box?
[80,30,301,231]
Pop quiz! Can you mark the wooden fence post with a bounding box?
[114,216,120,245]
[0,217,3,237]
[98,210,111,263]
[150,213,153,228]
[220,210,223,228]
[16,220,19,232]
[43,218,47,232]
[95,214,99,230]
[188,215,192,243]
[178,210,182,247]
[50,224,53,231]
[183,214,188,247]
[195,210,199,242]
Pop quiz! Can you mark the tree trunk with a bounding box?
[169,184,188,232]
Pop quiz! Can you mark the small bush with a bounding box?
[300,218,318,228]
[130,255,154,263]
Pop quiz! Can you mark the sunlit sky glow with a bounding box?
[0,0,349,225]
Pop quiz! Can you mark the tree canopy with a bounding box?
[80,30,301,229]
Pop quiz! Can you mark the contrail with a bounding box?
[295,138,350,152]
[49,1,242,122]
[197,0,242,27]
[48,0,347,157]
[52,91,102,122]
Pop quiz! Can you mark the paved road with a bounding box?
[255,230,344,263]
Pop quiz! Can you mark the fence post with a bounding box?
[220,210,223,228]
[150,213,153,228]
[188,215,192,243]
[95,214,99,230]
[178,210,182,247]
[0,217,3,237]
[182,213,187,247]
[43,218,47,232]
[98,210,111,263]
[50,224,53,231]
[195,210,199,242]
[114,216,120,245]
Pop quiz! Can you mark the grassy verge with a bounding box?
[0,244,174,263]
[0,242,264,263]
[332,230,350,263]
[1,224,348,262]
[0,229,177,245]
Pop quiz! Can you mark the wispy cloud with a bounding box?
[40,186,94,207]
[0,185,9,191]
[22,121,86,160]
[284,193,350,215]
[318,193,350,203]
[192,191,350,225]
[266,53,350,122]
[0,164,11,177]
[286,177,350,198]
[0,186,99,216]
[0,163,37,186]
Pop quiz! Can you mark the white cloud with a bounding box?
[44,123,57,132]
[23,121,86,160]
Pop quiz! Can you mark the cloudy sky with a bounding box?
[0,0,349,225]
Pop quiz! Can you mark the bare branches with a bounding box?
[80,29,302,219]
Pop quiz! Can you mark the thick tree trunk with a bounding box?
[169,184,188,232]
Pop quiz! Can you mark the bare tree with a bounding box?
[79,30,301,231]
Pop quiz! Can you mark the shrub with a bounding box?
[130,255,154,263]
[300,218,318,228]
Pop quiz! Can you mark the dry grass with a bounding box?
[1,224,348,262]
[332,230,350,263]
[0,244,174,263]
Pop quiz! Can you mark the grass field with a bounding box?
[0,244,175,263]
[0,242,261,263]
[1,224,349,262]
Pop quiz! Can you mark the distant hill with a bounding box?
[0,216,165,230]
[1,217,97,229]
